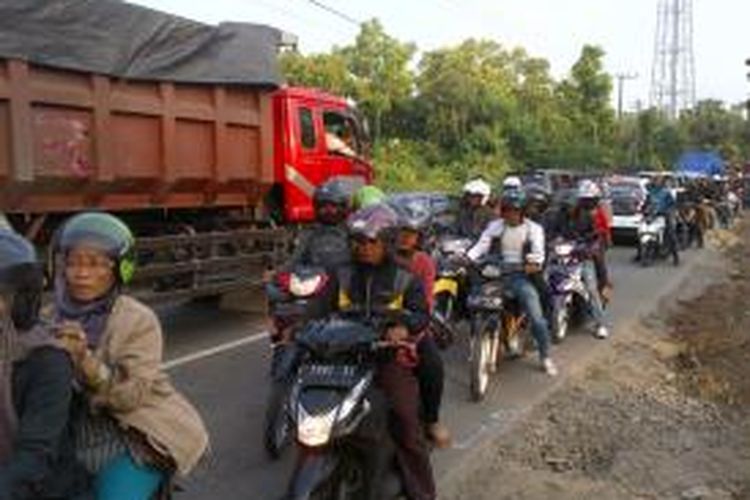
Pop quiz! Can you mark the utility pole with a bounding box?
[615,72,639,119]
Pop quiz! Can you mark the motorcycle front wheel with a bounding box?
[263,380,292,460]
[551,296,570,344]
[470,316,496,402]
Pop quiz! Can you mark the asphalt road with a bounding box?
[159,245,701,499]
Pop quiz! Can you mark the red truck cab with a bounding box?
[272,87,373,222]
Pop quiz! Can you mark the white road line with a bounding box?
[163,331,269,371]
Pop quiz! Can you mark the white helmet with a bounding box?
[577,179,602,199]
[502,176,522,190]
[463,179,492,204]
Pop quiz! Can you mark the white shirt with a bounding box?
[467,218,545,265]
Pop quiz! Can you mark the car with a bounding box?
[608,177,648,243]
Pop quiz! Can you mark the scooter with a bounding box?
[432,236,473,331]
[263,266,330,460]
[546,239,589,343]
[466,258,530,402]
[637,213,666,267]
[284,318,408,500]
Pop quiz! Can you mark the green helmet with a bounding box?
[352,185,386,210]
[57,212,136,285]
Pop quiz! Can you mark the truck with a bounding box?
[0,0,373,303]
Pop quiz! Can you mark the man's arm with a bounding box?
[467,220,503,261]
[526,222,546,266]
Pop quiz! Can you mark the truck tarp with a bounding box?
[675,151,725,178]
[0,0,282,86]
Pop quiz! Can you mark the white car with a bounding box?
[608,178,648,242]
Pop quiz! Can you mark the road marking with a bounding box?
[163,331,269,371]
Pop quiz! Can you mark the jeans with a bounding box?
[95,453,164,500]
[581,260,607,328]
[503,274,551,360]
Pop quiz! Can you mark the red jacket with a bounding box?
[402,251,436,312]
[594,204,612,246]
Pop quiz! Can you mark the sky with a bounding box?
[130,0,749,111]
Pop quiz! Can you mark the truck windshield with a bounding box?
[323,111,361,157]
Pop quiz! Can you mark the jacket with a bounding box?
[331,258,429,336]
[88,296,209,476]
[456,205,494,241]
[1,347,83,499]
[467,219,545,265]
[285,224,351,273]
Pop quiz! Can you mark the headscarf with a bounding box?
[54,275,117,349]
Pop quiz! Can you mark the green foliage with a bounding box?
[281,21,747,191]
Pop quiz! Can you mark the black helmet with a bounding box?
[525,185,551,208]
[500,189,527,211]
[313,178,353,224]
[0,229,43,331]
[347,203,399,241]
[392,201,432,233]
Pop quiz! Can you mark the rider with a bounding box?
[0,229,81,499]
[467,190,559,376]
[559,180,611,339]
[283,178,353,274]
[392,203,451,449]
[331,203,436,500]
[52,213,209,499]
[456,179,493,240]
[523,185,554,320]
[641,176,680,266]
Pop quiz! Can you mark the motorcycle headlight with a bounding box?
[297,407,335,447]
[481,265,502,279]
[554,243,574,257]
[289,274,327,297]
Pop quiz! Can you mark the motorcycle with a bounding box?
[466,258,530,402]
[284,318,407,500]
[431,235,473,347]
[263,266,330,460]
[546,239,589,343]
[637,212,666,267]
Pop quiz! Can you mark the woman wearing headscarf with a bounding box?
[52,212,209,500]
[0,229,81,499]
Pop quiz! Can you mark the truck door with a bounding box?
[284,103,328,221]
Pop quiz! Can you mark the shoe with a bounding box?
[595,325,609,339]
[427,423,452,449]
[542,358,559,377]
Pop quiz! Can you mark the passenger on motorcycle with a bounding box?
[456,179,494,240]
[52,213,209,500]
[392,204,451,449]
[283,178,354,274]
[327,203,436,500]
[557,181,611,339]
[467,190,559,377]
[522,186,555,321]
[0,229,82,500]
[640,177,680,266]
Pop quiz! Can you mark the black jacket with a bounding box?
[456,205,493,241]
[285,223,351,273]
[328,258,429,336]
[1,347,84,500]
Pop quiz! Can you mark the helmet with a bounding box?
[57,212,136,285]
[314,179,352,224]
[392,201,432,233]
[462,179,491,204]
[0,229,43,330]
[501,189,527,211]
[347,203,399,240]
[577,179,602,200]
[352,185,386,210]
[525,185,551,207]
[502,176,523,190]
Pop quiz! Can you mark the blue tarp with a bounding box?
[675,151,725,178]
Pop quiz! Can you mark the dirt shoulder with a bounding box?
[446,224,750,500]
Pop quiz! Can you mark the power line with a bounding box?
[305,0,361,27]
